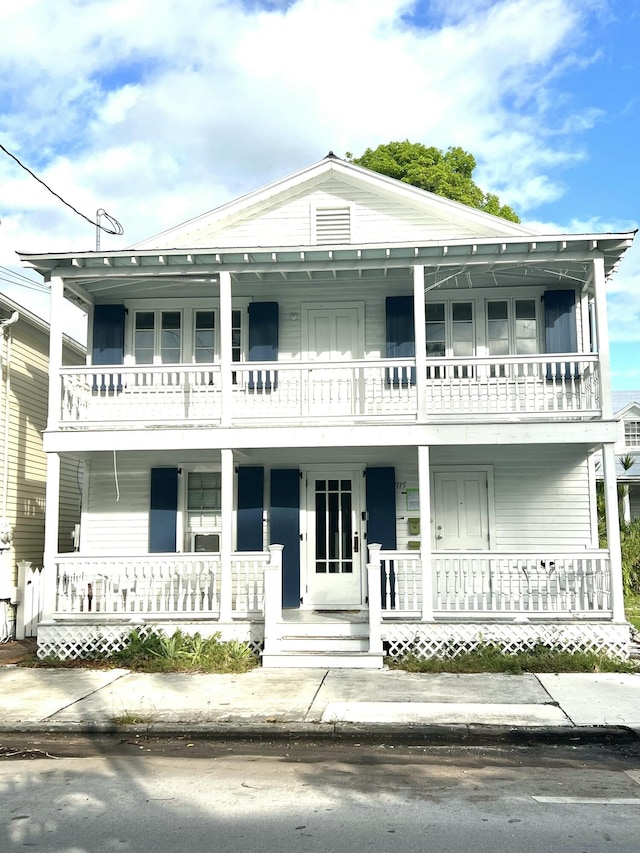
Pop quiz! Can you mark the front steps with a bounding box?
[261,614,384,668]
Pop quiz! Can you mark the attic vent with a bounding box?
[315,206,351,244]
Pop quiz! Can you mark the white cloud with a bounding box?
[0,0,631,342]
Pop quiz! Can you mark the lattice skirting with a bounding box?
[36,620,265,660]
[384,621,632,660]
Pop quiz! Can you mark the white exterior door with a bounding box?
[304,304,364,415]
[433,471,489,550]
[304,469,365,607]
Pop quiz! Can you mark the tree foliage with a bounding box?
[346,141,520,223]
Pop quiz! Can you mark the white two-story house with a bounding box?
[18,154,636,666]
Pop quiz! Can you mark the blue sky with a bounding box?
[0,0,638,387]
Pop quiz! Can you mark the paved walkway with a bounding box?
[1,651,639,741]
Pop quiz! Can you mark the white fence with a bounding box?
[16,562,44,639]
[58,353,600,427]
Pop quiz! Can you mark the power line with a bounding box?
[0,264,44,285]
[0,141,124,236]
[0,274,49,292]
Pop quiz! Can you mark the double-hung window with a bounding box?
[487,298,538,376]
[425,301,474,378]
[186,470,221,552]
[625,421,640,449]
[134,310,182,364]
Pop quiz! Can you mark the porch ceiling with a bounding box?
[18,233,635,303]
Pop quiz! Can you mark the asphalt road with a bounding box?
[2,737,640,852]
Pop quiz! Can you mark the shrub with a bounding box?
[110,629,258,673]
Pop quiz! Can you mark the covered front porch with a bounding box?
[30,540,630,665]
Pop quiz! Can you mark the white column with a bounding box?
[367,543,383,653]
[592,256,612,418]
[602,443,625,621]
[418,444,433,620]
[219,271,232,426]
[263,544,284,653]
[219,447,234,620]
[42,452,61,620]
[413,265,427,422]
[47,276,65,430]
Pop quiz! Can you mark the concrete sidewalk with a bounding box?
[1,661,639,742]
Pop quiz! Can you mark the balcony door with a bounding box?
[433,470,490,550]
[304,469,365,608]
[303,303,364,415]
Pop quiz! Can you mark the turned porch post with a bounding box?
[413,265,427,422]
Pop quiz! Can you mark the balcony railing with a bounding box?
[58,353,600,428]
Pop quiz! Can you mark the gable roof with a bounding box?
[131,153,536,251]
[612,391,640,414]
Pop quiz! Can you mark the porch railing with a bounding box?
[51,553,270,618]
[373,549,612,619]
[57,353,600,427]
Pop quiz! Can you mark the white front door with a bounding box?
[304,469,365,607]
[304,304,364,415]
[433,471,489,549]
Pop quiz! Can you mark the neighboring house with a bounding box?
[610,390,640,522]
[0,293,84,638]
[18,154,637,665]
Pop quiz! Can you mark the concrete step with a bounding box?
[261,651,385,669]
[277,636,369,652]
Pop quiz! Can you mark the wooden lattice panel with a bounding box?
[37,621,264,660]
[384,622,631,660]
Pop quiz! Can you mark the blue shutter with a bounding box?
[366,467,397,607]
[270,469,300,607]
[237,466,264,551]
[149,468,178,553]
[248,302,278,390]
[543,290,578,380]
[385,296,415,386]
[92,305,125,391]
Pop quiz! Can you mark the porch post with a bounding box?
[602,442,625,621]
[219,447,233,620]
[591,256,612,418]
[219,271,232,427]
[42,452,61,621]
[47,276,64,431]
[263,544,283,653]
[367,543,383,654]
[413,265,427,421]
[418,445,433,620]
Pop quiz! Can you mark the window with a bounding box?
[134,310,182,364]
[487,299,538,356]
[625,421,640,448]
[194,311,215,363]
[425,301,474,378]
[186,471,221,551]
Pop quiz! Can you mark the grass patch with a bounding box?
[111,712,154,726]
[625,593,640,632]
[108,629,258,674]
[388,643,639,675]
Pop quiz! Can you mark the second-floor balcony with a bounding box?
[57,352,601,429]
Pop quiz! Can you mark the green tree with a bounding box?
[346,141,520,223]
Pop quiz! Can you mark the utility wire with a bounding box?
[0,142,124,236]
[0,274,49,292]
[0,264,45,285]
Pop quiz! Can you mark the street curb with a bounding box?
[1,721,638,746]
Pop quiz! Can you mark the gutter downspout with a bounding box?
[1,312,19,519]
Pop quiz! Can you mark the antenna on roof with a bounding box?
[95,209,124,251]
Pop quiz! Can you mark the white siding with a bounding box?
[82,455,152,555]
[393,446,593,551]
[186,178,500,249]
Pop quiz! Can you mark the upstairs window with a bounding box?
[194,311,215,363]
[487,299,538,356]
[134,310,182,364]
[426,302,474,358]
[625,421,640,448]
